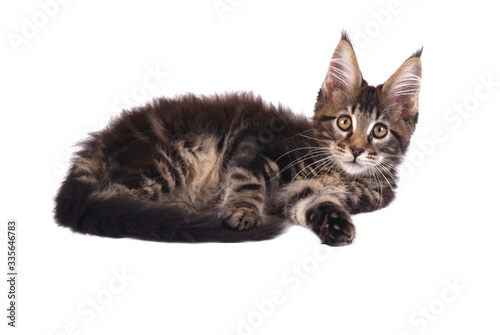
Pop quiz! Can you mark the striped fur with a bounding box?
[54,33,422,246]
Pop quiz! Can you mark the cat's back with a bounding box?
[101,91,294,141]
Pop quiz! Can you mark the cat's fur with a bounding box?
[54,33,422,246]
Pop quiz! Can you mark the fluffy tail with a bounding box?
[54,175,286,243]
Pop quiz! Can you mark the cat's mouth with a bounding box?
[331,147,376,175]
[338,160,368,175]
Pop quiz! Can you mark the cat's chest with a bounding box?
[179,135,224,207]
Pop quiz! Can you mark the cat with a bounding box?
[54,32,422,246]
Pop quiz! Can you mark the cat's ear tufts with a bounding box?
[321,32,363,104]
[382,49,422,121]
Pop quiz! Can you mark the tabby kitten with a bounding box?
[54,33,422,246]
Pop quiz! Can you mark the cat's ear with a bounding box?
[321,32,363,104]
[382,49,422,120]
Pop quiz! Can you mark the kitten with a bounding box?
[54,32,422,246]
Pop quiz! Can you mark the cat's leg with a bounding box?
[279,180,355,246]
[221,136,269,231]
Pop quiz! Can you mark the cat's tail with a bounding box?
[54,175,286,243]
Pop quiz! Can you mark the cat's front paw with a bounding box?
[306,201,355,246]
[222,207,262,231]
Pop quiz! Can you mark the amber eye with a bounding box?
[337,116,352,131]
[372,124,388,138]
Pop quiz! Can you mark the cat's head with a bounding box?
[313,32,422,176]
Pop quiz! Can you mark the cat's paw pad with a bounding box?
[306,202,355,246]
[222,208,262,231]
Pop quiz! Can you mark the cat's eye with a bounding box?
[337,116,352,131]
[372,124,388,138]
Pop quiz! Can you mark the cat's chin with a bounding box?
[339,161,369,176]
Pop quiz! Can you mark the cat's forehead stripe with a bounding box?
[357,85,380,116]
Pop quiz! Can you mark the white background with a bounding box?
[1,1,500,334]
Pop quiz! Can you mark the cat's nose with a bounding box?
[350,146,365,158]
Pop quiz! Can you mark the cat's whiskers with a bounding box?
[378,154,403,166]
[321,156,339,179]
[374,164,396,193]
[271,149,331,182]
[379,164,398,177]
[374,168,385,210]
[377,160,399,179]
[274,146,329,163]
[275,128,315,145]
[303,155,336,180]
[367,165,385,210]
[296,133,333,145]
[366,166,380,209]
[275,148,331,173]
[290,155,334,183]
[293,154,339,193]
